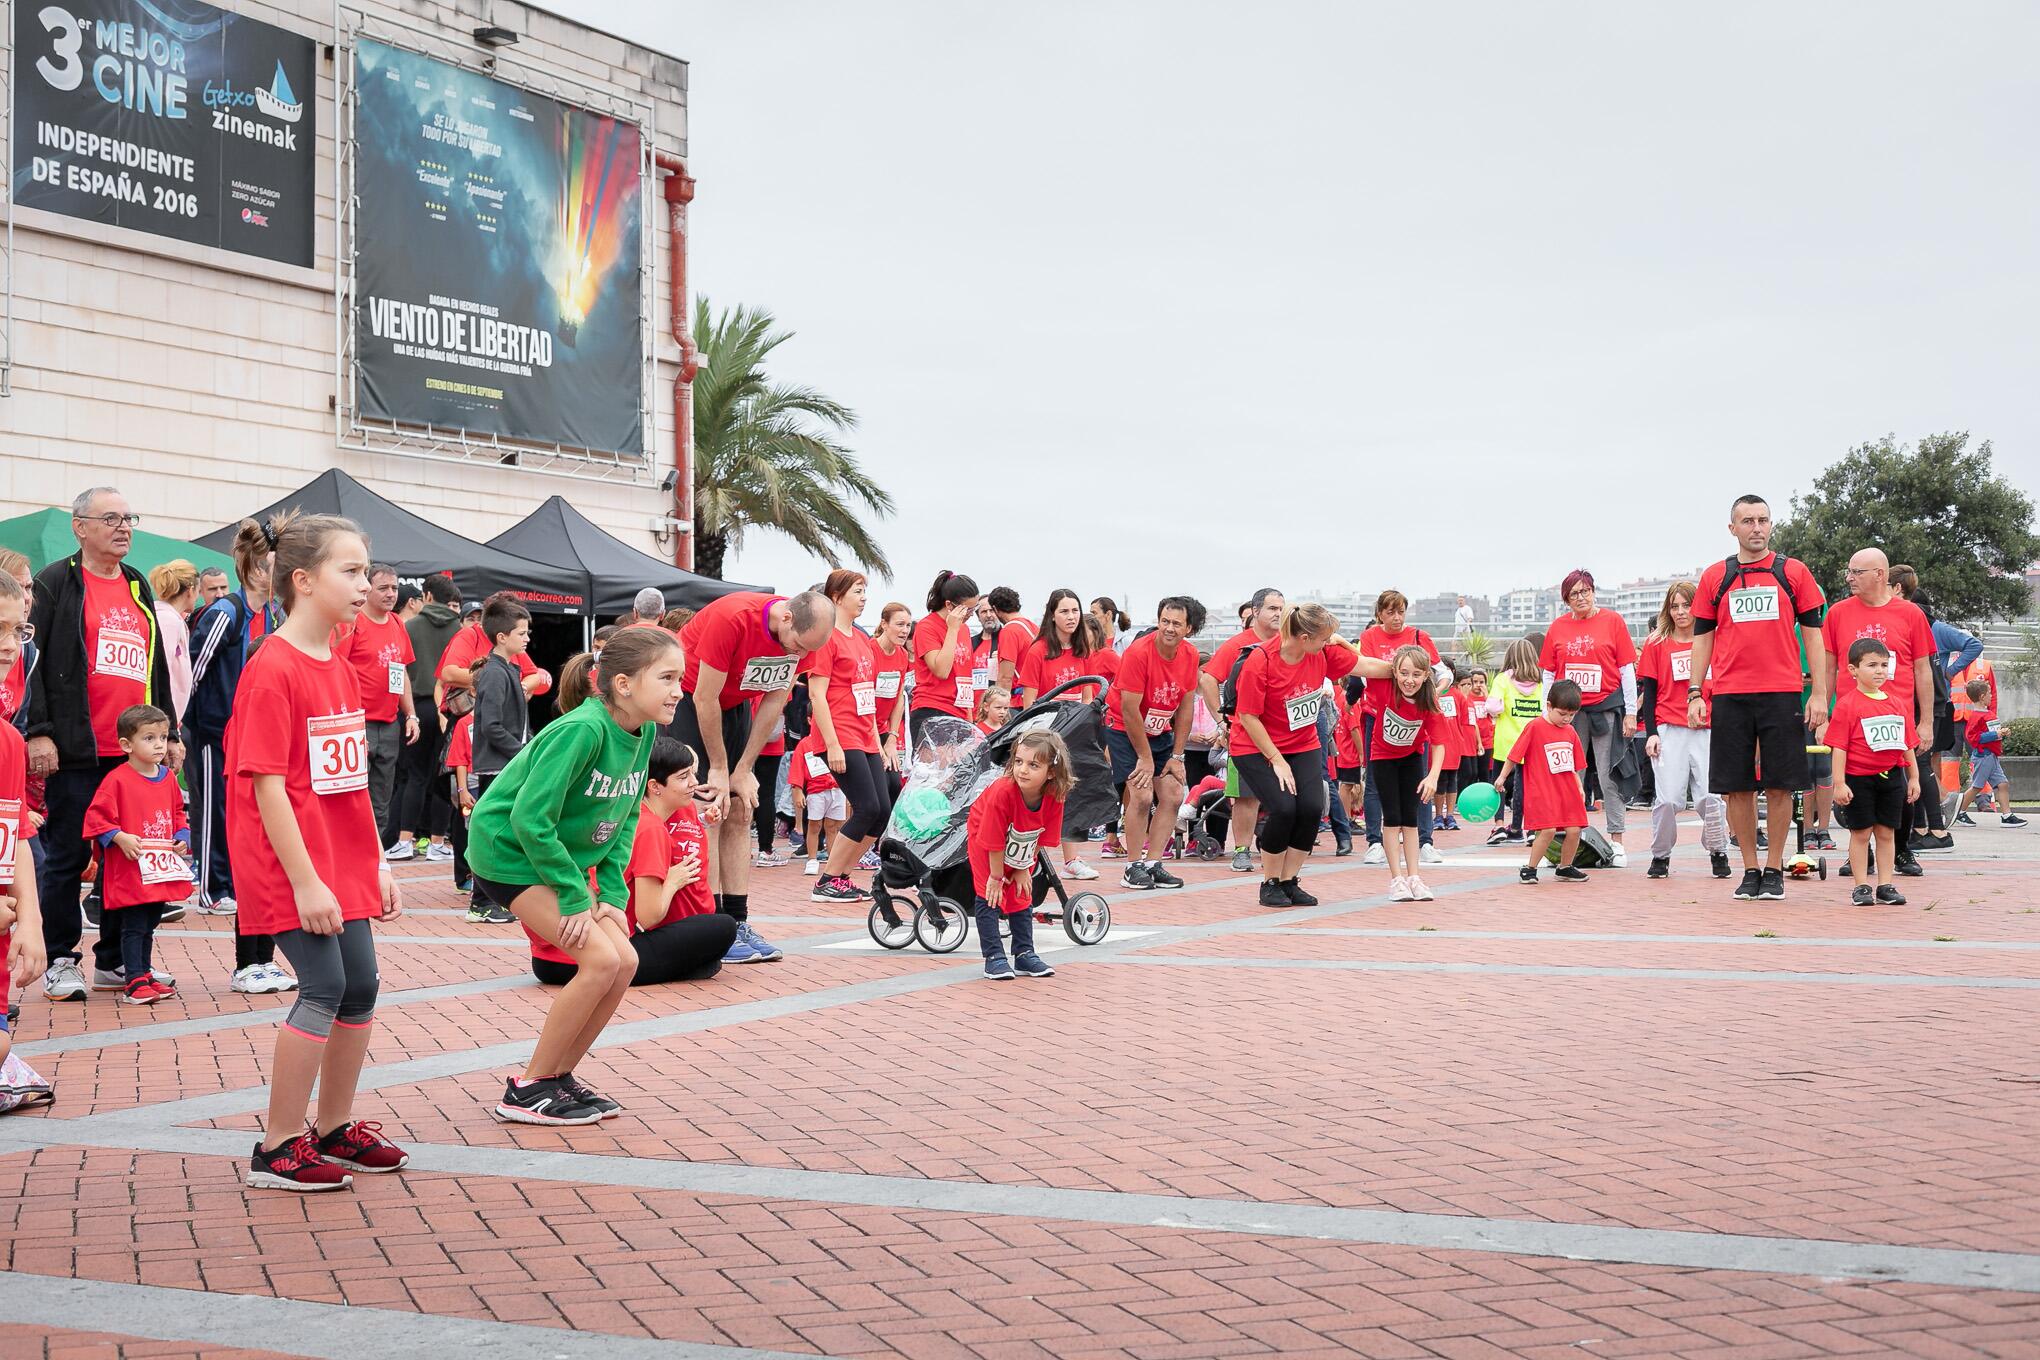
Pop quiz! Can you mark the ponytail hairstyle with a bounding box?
[591,625,681,705]
[925,570,978,613]
[147,558,199,607]
[1081,614,1110,652]
[1091,597,1131,633]
[556,652,595,714]
[1038,588,1090,661]
[1648,580,1697,643]
[1006,729,1075,801]
[233,511,364,614]
[1389,644,1442,712]
[1502,637,1541,688]
[1279,601,1338,643]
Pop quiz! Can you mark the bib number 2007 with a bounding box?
[1727,586,1780,623]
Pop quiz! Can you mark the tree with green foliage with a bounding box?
[689,298,893,580]
[1773,432,2040,622]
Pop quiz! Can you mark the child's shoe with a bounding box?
[1014,952,1054,978]
[1388,877,1413,902]
[318,1120,410,1171]
[1850,885,1874,906]
[248,1132,352,1192]
[1407,876,1434,901]
[983,955,1015,981]
[1518,865,1539,884]
[1875,885,1908,905]
[1554,864,1589,883]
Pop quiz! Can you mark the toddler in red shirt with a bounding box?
[787,729,846,876]
[1490,680,1590,884]
[82,705,190,1003]
[1827,638,1921,903]
[974,686,1012,734]
[965,731,1070,981]
[1954,678,2024,829]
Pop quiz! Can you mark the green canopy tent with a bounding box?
[0,508,239,584]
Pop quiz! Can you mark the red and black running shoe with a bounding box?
[318,1120,409,1173]
[247,1132,352,1192]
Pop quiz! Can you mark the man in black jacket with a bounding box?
[24,488,183,1002]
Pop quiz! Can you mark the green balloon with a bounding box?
[893,785,952,838]
[1455,781,1501,823]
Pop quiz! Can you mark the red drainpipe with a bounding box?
[654,153,698,571]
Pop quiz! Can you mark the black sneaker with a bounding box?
[1258,880,1291,908]
[82,890,103,929]
[1875,885,1908,905]
[2003,814,2029,828]
[1120,861,1154,890]
[247,1132,352,1192]
[1334,840,1354,858]
[1756,830,1768,850]
[1710,852,1733,878]
[480,902,514,924]
[1850,885,1874,906]
[1733,868,1762,901]
[1554,864,1588,883]
[1646,857,1670,879]
[1895,854,1925,878]
[1281,878,1318,907]
[1953,811,1976,827]
[559,1072,622,1120]
[1839,860,1853,878]
[1486,828,1512,846]
[492,1076,604,1126]
[1757,868,1785,900]
[1518,865,1539,884]
[811,874,866,903]
[1921,831,1955,852]
[1147,863,1185,889]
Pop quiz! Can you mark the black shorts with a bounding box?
[1708,692,1810,793]
[1335,764,1365,785]
[1839,768,1908,831]
[1435,765,1458,797]
[670,694,751,770]
[471,872,539,911]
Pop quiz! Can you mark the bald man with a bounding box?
[1820,548,1935,877]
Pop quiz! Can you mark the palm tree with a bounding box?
[689,298,893,579]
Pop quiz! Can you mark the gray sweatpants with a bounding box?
[1650,724,1726,859]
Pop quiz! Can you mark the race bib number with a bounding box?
[805,752,829,778]
[956,677,975,707]
[1563,663,1603,693]
[1143,707,1173,736]
[972,666,990,692]
[1379,709,1421,748]
[1544,741,1576,775]
[1727,585,1780,623]
[1002,826,1042,873]
[739,654,799,694]
[1285,691,1321,732]
[1438,695,1457,718]
[1861,715,1907,752]
[0,798,16,887]
[852,682,877,716]
[387,662,407,694]
[307,712,369,795]
[875,671,902,699]
[136,839,187,886]
[1670,650,1692,682]
[95,627,148,684]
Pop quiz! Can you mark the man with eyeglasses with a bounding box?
[1820,549,1935,878]
[22,487,184,1003]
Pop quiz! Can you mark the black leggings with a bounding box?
[272,918,379,1039]
[1231,748,1327,854]
[1912,749,1946,832]
[530,914,739,986]
[836,748,891,840]
[1374,753,1425,828]
[754,753,782,851]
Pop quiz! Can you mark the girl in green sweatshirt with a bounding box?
[468,627,685,1126]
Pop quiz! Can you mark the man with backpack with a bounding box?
[1199,588,1284,873]
[1687,494,1828,902]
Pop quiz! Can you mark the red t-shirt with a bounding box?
[1369,690,1447,761]
[0,653,25,721]
[910,613,975,718]
[810,629,879,753]
[1476,708,1495,753]
[1091,646,1120,688]
[83,569,152,757]
[678,592,815,709]
[1435,689,1472,761]
[1964,710,2002,756]
[996,618,1037,681]
[1637,635,1711,730]
[437,623,544,695]
[787,730,839,794]
[871,642,911,736]
[339,611,415,723]
[1821,595,1935,714]
[1014,635,1099,704]
[225,637,384,937]
[82,762,189,908]
[1507,716,1587,831]
[0,723,21,999]
[1331,689,1364,768]
[624,802,713,932]
[1228,640,1356,757]
[965,774,1064,909]
[1827,687,1917,777]
[1691,554,1825,695]
[1540,610,1636,708]
[443,712,474,774]
[1202,628,1264,690]
[1106,633,1200,736]
[1357,626,1440,716]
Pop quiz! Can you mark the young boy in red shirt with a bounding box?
[1491,680,1589,884]
[83,705,190,1003]
[1828,638,1921,904]
[1954,678,2026,830]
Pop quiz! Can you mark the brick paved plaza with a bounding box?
[0,820,2036,1359]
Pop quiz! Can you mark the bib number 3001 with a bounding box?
[308,712,369,795]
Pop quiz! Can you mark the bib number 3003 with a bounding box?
[308,712,369,795]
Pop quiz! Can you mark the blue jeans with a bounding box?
[1360,714,1434,847]
[974,896,1039,963]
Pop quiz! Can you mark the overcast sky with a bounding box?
[553,0,2039,625]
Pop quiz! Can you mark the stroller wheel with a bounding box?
[915,896,971,953]
[1193,834,1223,861]
[867,896,913,949]
[1064,892,1111,945]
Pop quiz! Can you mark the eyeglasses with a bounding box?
[74,512,141,529]
[1567,588,1595,600]
[1843,566,1881,577]
[0,623,34,643]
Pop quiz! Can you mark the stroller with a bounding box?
[1176,754,1231,861]
[869,678,1118,953]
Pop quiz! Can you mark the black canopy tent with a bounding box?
[197,469,589,614]
[487,494,766,619]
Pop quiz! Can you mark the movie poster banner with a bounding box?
[11,0,316,265]
[352,40,645,457]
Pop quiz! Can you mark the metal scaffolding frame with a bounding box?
[332,2,658,483]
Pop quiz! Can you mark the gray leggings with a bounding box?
[273,918,380,1040]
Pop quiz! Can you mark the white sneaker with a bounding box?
[230,965,266,994]
[1419,844,1444,866]
[1408,875,1435,901]
[425,842,456,862]
[1609,843,1628,868]
[260,964,298,993]
[1388,876,1413,902]
[42,960,86,1001]
[804,857,821,876]
[195,895,237,917]
[1061,859,1099,881]
[1363,844,1386,866]
[384,842,416,862]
